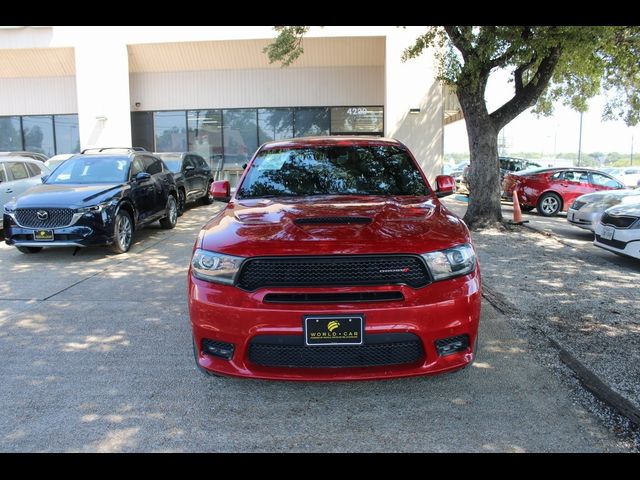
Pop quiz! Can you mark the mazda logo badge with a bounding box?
[36,210,49,220]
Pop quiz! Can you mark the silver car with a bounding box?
[567,188,640,232]
[0,157,51,228]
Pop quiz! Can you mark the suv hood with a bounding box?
[200,195,470,256]
[12,183,125,208]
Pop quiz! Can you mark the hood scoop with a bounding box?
[294,216,373,226]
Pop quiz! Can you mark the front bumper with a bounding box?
[3,212,115,248]
[593,223,640,259]
[566,208,601,232]
[189,270,482,381]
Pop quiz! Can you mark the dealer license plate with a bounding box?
[304,315,363,346]
[601,226,615,241]
[33,229,54,241]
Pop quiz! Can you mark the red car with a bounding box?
[189,137,481,381]
[502,167,625,216]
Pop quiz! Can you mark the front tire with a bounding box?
[537,192,562,217]
[177,189,186,217]
[159,195,178,229]
[17,246,42,254]
[202,181,214,205]
[109,210,133,254]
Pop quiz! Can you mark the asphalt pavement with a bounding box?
[0,202,627,452]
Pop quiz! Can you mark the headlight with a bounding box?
[3,203,16,214]
[191,249,244,285]
[76,201,110,214]
[421,243,476,281]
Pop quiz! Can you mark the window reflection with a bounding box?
[23,116,55,157]
[154,111,187,152]
[0,116,23,150]
[330,107,383,134]
[294,108,330,137]
[238,146,429,198]
[223,109,258,168]
[54,114,80,153]
[258,108,294,144]
[188,110,223,171]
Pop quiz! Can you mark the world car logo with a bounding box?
[327,320,340,332]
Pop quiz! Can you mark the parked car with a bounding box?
[0,151,49,162]
[44,153,76,172]
[154,152,214,215]
[3,148,178,254]
[189,136,480,380]
[0,157,51,229]
[593,203,640,259]
[459,156,541,195]
[615,166,640,188]
[566,188,640,232]
[502,167,625,216]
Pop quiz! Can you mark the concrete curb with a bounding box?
[482,284,640,428]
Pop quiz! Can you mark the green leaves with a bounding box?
[263,26,310,67]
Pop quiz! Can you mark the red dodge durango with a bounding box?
[188,137,481,380]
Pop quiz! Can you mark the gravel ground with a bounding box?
[469,223,640,450]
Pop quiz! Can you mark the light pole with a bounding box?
[577,111,583,167]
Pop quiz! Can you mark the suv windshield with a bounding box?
[46,156,129,184]
[237,145,430,199]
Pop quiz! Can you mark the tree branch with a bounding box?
[514,55,537,95]
[490,46,562,130]
[489,27,533,69]
[444,26,472,59]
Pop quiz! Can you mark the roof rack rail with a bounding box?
[80,147,148,154]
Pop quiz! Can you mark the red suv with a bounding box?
[188,137,481,380]
[502,167,625,216]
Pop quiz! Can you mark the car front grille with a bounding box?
[15,208,74,229]
[571,200,587,210]
[600,212,638,228]
[236,255,430,291]
[248,333,424,368]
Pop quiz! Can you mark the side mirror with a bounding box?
[184,165,195,171]
[41,175,49,183]
[435,175,456,198]
[210,180,231,202]
[242,163,247,170]
[135,172,151,182]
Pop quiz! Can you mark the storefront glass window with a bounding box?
[154,111,187,152]
[0,116,23,150]
[330,107,383,134]
[54,115,80,154]
[222,109,258,168]
[258,108,294,144]
[188,110,223,171]
[294,108,330,137]
[23,116,55,157]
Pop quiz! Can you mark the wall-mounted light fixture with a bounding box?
[409,108,421,115]
[134,102,141,108]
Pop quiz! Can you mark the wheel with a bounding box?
[537,192,562,217]
[159,195,178,229]
[192,337,222,377]
[202,181,214,205]
[17,246,42,254]
[177,189,186,217]
[109,210,133,254]
[521,205,534,212]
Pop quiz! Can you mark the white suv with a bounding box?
[0,157,51,228]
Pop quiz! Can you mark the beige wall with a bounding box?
[0,76,77,115]
[129,66,384,111]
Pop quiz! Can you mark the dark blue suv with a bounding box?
[3,148,178,254]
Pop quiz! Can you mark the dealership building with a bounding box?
[0,26,461,183]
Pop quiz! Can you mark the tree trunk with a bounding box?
[459,93,503,230]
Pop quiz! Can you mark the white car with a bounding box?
[567,188,640,232]
[615,167,640,188]
[593,203,640,259]
[0,157,51,228]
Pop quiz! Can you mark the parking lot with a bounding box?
[0,202,629,452]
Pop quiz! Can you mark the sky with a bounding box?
[444,69,639,157]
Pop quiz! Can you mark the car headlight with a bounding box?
[76,201,111,214]
[191,249,244,285]
[3,203,16,214]
[421,243,476,281]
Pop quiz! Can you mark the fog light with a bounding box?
[435,335,470,356]
[202,339,235,360]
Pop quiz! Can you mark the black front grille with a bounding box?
[595,234,627,249]
[15,208,74,229]
[237,255,430,291]
[248,333,424,368]
[263,291,404,303]
[571,200,587,210]
[600,212,638,228]
[294,217,372,225]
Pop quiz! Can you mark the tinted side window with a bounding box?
[0,164,6,182]
[143,156,163,175]
[8,162,29,181]
[183,156,196,170]
[194,155,208,169]
[129,157,145,179]
[26,162,43,177]
[550,171,563,180]
[591,173,621,188]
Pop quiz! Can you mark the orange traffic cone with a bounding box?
[511,189,525,224]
